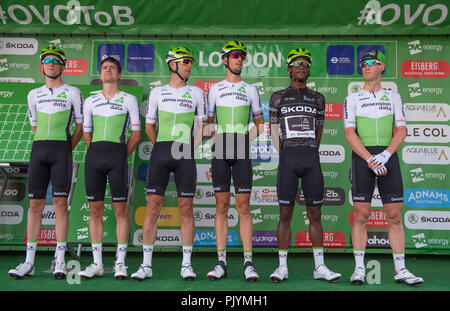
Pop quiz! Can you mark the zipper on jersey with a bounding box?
[104,104,108,140]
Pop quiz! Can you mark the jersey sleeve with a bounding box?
[248,84,262,118]
[69,87,84,124]
[194,88,208,124]
[392,92,406,128]
[207,84,217,118]
[127,94,141,131]
[27,90,37,127]
[343,94,356,129]
[82,96,94,132]
[269,91,282,124]
[146,87,159,124]
[315,93,326,127]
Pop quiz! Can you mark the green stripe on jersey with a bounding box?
[216,105,250,134]
[92,114,128,143]
[356,114,394,146]
[157,110,195,144]
[34,110,71,141]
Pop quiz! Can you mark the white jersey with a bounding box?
[344,88,406,146]
[208,80,262,134]
[83,91,140,144]
[27,84,83,141]
[146,84,207,144]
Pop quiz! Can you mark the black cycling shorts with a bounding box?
[277,146,324,207]
[85,141,128,202]
[27,140,72,199]
[350,146,404,204]
[146,141,196,198]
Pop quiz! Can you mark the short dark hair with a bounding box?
[100,57,122,73]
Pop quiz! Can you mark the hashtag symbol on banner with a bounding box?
[0,6,7,24]
[357,0,381,25]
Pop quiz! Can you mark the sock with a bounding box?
[393,252,405,273]
[244,251,253,264]
[25,241,37,264]
[182,245,193,266]
[278,249,288,267]
[313,247,324,269]
[218,249,227,265]
[91,242,102,265]
[55,241,67,263]
[354,249,365,270]
[143,244,154,267]
[116,243,128,265]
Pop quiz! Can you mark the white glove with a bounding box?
[371,150,392,166]
[373,164,387,175]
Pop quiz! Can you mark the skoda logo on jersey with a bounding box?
[280,105,317,115]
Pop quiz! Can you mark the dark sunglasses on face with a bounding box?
[230,51,246,60]
[360,59,382,68]
[290,60,310,68]
[41,58,63,65]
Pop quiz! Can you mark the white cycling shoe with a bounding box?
[350,267,366,285]
[207,261,227,280]
[243,262,259,282]
[394,268,424,287]
[114,262,128,280]
[78,263,104,280]
[313,265,341,283]
[180,265,196,281]
[131,264,153,281]
[8,262,35,279]
[270,265,288,283]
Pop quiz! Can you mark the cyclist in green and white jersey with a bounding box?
[8,47,83,280]
[78,57,141,281]
[131,47,207,281]
[344,49,423,286]
[206,41,264,282]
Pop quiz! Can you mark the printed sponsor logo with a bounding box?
[409,167,446,184]
[193,80,220,95]
[403,103,449,122]
[0,205,23,225]
[251,186,278,206]
[302,211,339,225]
[405,124,449,143]
[408,40,444,55]
[401,60,450,78]
[250,141,279,163]
[349,209,388,229]
[295,231,346,248]
[408,82,443,98]
[97,43,125,72]
[405,189,449,208]
[0,37,37,55]
[296,187,345,206]
[356,1,448,27]
[194,207,238,227]
[0,57,30,72]
[127,44,154,73]
[0,77,34,83]
[49,38,83,51]
[411,232,449,249]
[252,164,278,182]
[402,145,449,165]
[62,59,88,75]
[405,210,450,230]
[198,50,283,69]
[194,229,238,247]
[194,185,236,205]
[318,144,345,163]
[325,102,343,120]
[134,206,181,227]
[1,182,25,202]
[326,45,354,75]
[24,228,56,246]
[252,231,279,248]
[138,142,153,161]
[77,227,89,241]
[155,229,182,246]
[366,231,390,249]
[306,82,338,95]
[349,188,383,207]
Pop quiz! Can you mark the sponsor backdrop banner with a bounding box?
[0,34,448,254]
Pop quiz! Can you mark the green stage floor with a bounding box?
[0,251,448,292]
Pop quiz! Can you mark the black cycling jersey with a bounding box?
[269,87,325,150]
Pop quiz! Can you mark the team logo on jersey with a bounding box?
[56,91,67,99]
[182,91,192,99]
[237,86,246,93]
[115,96,125,103]
[380,94,390,102]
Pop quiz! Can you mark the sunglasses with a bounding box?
[174,58,194,66]
[41,58,63,65]
[290,60,310,68]
[230,51,246,60]
[361,59,382,68]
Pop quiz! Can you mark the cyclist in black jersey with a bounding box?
[269,48,341,283]
[8,47,83,280]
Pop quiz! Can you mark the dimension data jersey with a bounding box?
[343,89,406,146]
[27,84,83,142]
[83,91,141,144]
[208,80,262,135]
[269,87,325,149]
[146,84,207,145]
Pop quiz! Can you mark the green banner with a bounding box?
[0,0,448,36]
[1,34,449,254]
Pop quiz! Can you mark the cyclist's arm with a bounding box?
[72,123,83,150]
[82,97,93,147]
[70,87,84,149]
[344,127,372,161]
[127,95,141,156]
[249,116,264,141]
[127,130,141,156]
[27,91,37,135]
[145,123,157,145]
[269,92,281,153]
